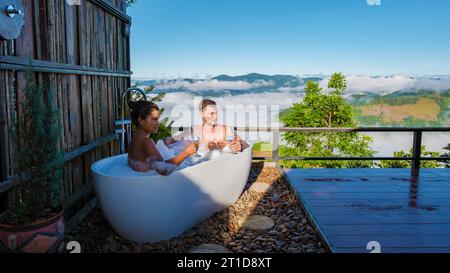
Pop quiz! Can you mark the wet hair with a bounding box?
[128,100,159,126]
[199,99,217,112]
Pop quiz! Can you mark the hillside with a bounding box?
[280,90,450,127]
[354,90,449,126]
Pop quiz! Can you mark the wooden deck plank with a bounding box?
[312,214,450,225]
[330,234,450,248]
[302,197,450,204]
[322,224,450,235]
[312,207,450,216]
[283,168,450,253]
[335,247,450,253]
[301,192,450,199]
[298,187,450,193]
[287,174,450,183]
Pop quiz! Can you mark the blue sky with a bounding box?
[127,0,450,79]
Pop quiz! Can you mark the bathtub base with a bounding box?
[92,146,253,243]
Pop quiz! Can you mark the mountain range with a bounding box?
[131,73,450,98]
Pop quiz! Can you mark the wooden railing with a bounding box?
[177,126,450,177]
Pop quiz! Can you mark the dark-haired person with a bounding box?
[127,101,198,175]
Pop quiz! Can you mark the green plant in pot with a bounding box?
[0,71,65,253]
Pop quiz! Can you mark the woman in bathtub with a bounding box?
[168,99,249,153]
[127,100,198,175]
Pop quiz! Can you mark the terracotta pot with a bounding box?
[0,210,65,252]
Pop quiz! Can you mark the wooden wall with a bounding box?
[0,0,131,225]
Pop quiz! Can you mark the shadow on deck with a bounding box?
[282,168,450,253]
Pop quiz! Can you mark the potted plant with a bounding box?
[0,71,65,252]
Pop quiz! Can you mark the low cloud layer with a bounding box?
[155,79,274,92]
[158,90,302,110]
[155,90,303,129]
[319,75,450,94]
[151,74,450,94]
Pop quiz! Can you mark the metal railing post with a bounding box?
[411,130,423,178]
[273,129,280,163]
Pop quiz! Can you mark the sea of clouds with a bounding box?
[320,75,450,94]
[155,79,275,92]
[150,74,449,127]
[140,74,449,153]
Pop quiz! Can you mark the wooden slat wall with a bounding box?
[0,0,130,219]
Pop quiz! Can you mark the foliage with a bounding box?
[280,72,376,168]
[5,71,64,225]
[379,146,444,168]
[126,0,138,7]
[439,143,450,168]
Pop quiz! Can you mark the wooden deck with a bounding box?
[282,168,450,253]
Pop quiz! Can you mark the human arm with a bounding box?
[141,138,173,175]
[142,138,164,161]
[167,143,197,166]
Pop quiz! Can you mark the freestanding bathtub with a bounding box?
[91,146,252,243]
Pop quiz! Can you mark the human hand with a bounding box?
[207,142,219,151]
[184,143,198,156]
[217,141,227,150]
[230,140,242,153]
[163,137,175,146]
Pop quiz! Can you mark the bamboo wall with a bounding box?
[0,0,131,224]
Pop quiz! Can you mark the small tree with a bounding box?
[280,72,375,168]
[5,72,64,225]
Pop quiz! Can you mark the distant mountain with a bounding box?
[213,73,300,86]
[131,73,324,96]
[131,73,450,97]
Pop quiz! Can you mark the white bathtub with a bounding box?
[91,146,253,243]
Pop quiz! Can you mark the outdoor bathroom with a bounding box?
[1,0,450,258]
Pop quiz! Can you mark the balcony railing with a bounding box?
[176,127,450,178]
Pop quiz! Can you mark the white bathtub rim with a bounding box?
[91,145,253,180]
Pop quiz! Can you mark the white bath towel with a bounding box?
[156,140,176,161]
[155,139,228,173]
[150,161,177,175]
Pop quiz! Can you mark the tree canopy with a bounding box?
[280,72,376,168]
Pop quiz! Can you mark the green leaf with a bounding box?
[280,72,375,168]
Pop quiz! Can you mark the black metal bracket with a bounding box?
[0,0,25,40]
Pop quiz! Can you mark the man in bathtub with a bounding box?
[165,99,250,154]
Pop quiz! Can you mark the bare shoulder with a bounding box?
[139,137,160,159]
[141,137,156,147]
[133,135,154,148]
